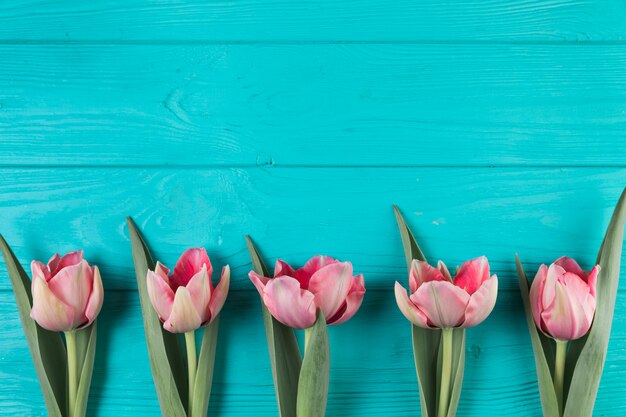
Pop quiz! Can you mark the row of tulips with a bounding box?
[1,190,625,417]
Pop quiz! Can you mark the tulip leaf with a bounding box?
[515,255,560,417]
[563,188,626,417]
[0,234,66,417]
[127,217,187,417]
[246,236,302,417]
[296,310,330,417]
[74,322,97,417]
[394,205,465,417]
[191,317,219,417]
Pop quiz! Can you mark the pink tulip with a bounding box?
[249,256,365,329]
[147,248,230,334]
[30,250,104,332]
[395,257,498,329]
[529,257,599,341]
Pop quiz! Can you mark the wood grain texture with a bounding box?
[1,289,625,417]
[1,45,626,167]
[0,0,625,41]
[0,167,623,292]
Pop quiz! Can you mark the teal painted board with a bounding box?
[0,0,625,41]
[0,167,624,292]
[1,45,626,167]
[1,289,625,416]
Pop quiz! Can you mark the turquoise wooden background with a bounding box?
[1,1,626,416]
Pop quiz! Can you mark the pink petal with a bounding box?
[438,261,452,281]
[529,264,548,330]
[542,263,562,310]
[208,266,230,322]
[171,248,212,288]
[31,260,51,282]
[394,282,430,328]
[554,256,585,278]
[30,274,76,332]
[184,265,212,323]
[49,250,84,277]
[83,266,104,326]
[296,255,339,288]
[409,259,447,293]
[147,269,175,321]
[462,275,498,328]
[249,271,270,295]
[47,260,93,320]
[453,256,490,295]
[308,261,353,321]
[163,286,202,333]
[154,262,171,282]
[561,271,596,327]
[274,260,297,278]
[410,281,470,328]
[541,281,591,340]
[587,265,600,297]
[329,274,365,325]
[263,276,316,329]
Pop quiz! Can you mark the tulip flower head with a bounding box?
[30,250,104,332]
[249,256,365,329]
[395,256,498,329]
[529,257,599,341]
[147,248,230,334]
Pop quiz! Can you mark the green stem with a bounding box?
[185,331,197,417]
[554,340,568,416]
[304,327,313,354]
[65,331,78,417]
[438,328,453,417]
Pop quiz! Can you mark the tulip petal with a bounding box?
[154,261,171,281]
[249,271,270,294]
[394,282,430,328]
[586,265,600,297]
[184,265,212,323]
[147,269,175,321]
[542,263,561,310]
[308,262,353,321]
[47,260,93,320]
[529,264,548,330]
[297,255,339,288]
[409,259,447,293]
[410,281,470,328]
[542,281,588,340]
[329,274,365,325]
[438,260,452,281]
[83,266,104,326]
[164,286,202,333]
[462,275,498,328]
[31,260,51,282]
[30,274,75,332]
[172,248,212,288]
[208,265,230,322]
[274,259,297,278]
[554,256,585,278]
[263,276,316,329]
[453,256,490,295]
[48,250,84,276]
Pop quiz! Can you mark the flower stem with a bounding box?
[185,331,197,416]
[65,331,78,417]
[554,340,568,415]
[438,328,453,417]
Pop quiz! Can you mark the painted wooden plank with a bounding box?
[1,45,626,167]
[1,289,624,417]
[0,167,623,292]
[0,0,625,41]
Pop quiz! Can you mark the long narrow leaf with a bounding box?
[296,310,330,417]
[563,188,626,417]
[515,255,559,417]
[126,217,187,417]
[394,206,465,417]
[74,322,97,417]
[246,236,301,417]
[191,318,219,417]
[0,235,66,417]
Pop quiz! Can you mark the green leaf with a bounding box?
[191,317,219,417]
[74,322,97,417]
[563,188,626,417]
[296,310,330,417]
[246,236,301,417]
[394,205,465,417]
[0,234,66,417]
[515,255,560,417]
[127,217,188,417]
